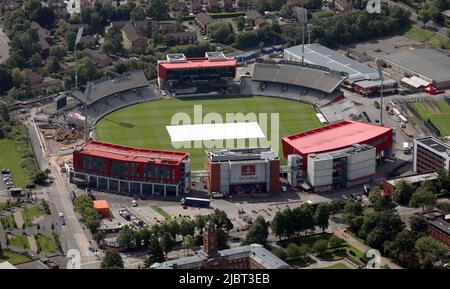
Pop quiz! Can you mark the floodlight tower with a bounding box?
[307,23,313,45]
[84,82,92,143]
[376,58,384,126]
[296,7,308,65]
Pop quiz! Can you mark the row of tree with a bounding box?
[111,208,233,268]
[73,195,101,233]
[345,190,447,268]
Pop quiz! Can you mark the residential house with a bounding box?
[235,0,253,11]
[69,23,89,35]
[31,21,52,58]
[135,0,149,6]
[254,17,267,28]
[441,9,450,21]
[82,48,113,68]
[133,19,159,36]
[207,0,221,13]
[221,0,234,12]
[195,13,215,33]
[159,23,177,34]
[22,69,63,96]
[245,10,264,27]
[121,22,147,51]
[106,20,129,33]
[164,31,197,45]
[189,0,202,14]
[169,0,188,14]
[79,36,96,49]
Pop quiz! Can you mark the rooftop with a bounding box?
[158,55,236,70]
[308,144,375,161]
[71,70,149,106]
[385,172,439,186]
[284,43,380,81]
[383,48,450,83]
[75,141,189,165]
[93,200,110,210]
[207,147,279,162]
[120,22,143,43]
[354,78,397,89]
[196,12,214,26]
[252,60,344,93]
[428,218,450,235]
[416,137,450,154]
[283,120,392,155]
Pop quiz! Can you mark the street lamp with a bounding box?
[376,58,384,126]
[74,27,84,89]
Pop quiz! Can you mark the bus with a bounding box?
[181,197,210,208]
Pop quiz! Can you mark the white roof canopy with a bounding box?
[166,122,265,142]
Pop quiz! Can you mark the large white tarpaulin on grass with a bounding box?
[166,122,265,142]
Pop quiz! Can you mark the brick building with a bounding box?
[413,137,450,173]
[423,212,450,247]
[155,221,291,269]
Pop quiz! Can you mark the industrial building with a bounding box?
[155,221,290,269]
[205,147,280,195]
[157,52,237,95]
[306,144,376,192]
[383,48,450,89]
[282,120,393,170]
[422,212,450,247]
[413,137,450,173]
[70,141,191,197]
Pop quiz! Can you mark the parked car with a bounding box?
[340,195,348,202]
[1,169,10,174]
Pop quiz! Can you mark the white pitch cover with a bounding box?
[166,122,265,142]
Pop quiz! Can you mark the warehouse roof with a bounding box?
[383,49,450,83]
[284,43,380,81]
[283,120,392,155]
[252,61,344,93]
[353,78,397,89]
[75,141,189,164]
[71,70,149,106]
[385,172,438,187]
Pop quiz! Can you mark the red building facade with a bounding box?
[71,141,191,197]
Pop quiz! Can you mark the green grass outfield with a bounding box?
[95,96,321,170]
[0,251,31,265]
[411,100,450,136]
[0,139,30,187]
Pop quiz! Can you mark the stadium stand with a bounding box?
[71,70,149,106]
[318,97,364,124]
[252,60,344,94]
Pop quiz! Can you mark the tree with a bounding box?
[33,171,48,184]
[415,236,447,268]
[216,227,229,250]
[131,6,146,21]
[144,235,165,267]
[343,198,363,222]
[393,180,414,205]
[314,203,330,232]
[147,0,169,20]
[409,214,429,235]
[29,53,43,68]
[65,31,77,51]
[117,225,136,250]
[77,57,96,84]
[30,7,55,28]
[383,230,418,269]
[436,169,450,195]
[313,239,328,255]
[369,190,396,211]
[7,87,28,101]
[271,210,289,240]
[179,219,195,239]
[101,250,124,269]
[254,0,271,14]
[45,56,60,74]
[208,21,234,44]
[410,188,437,211]
[328,235,343,249]
[235,16,246,31]
[160,232,175,258]
[0,67,13,94]
[57,19,70,36]
[182,234,195,256]
[329,199,343,218]
[93,231,105,243]
[11,68,24,89]
[244,216,269,246]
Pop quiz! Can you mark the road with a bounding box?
[27,109,98,266]
[0,25,10,64]
[385,0,449,38]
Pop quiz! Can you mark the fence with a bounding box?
[402,101,441,137]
